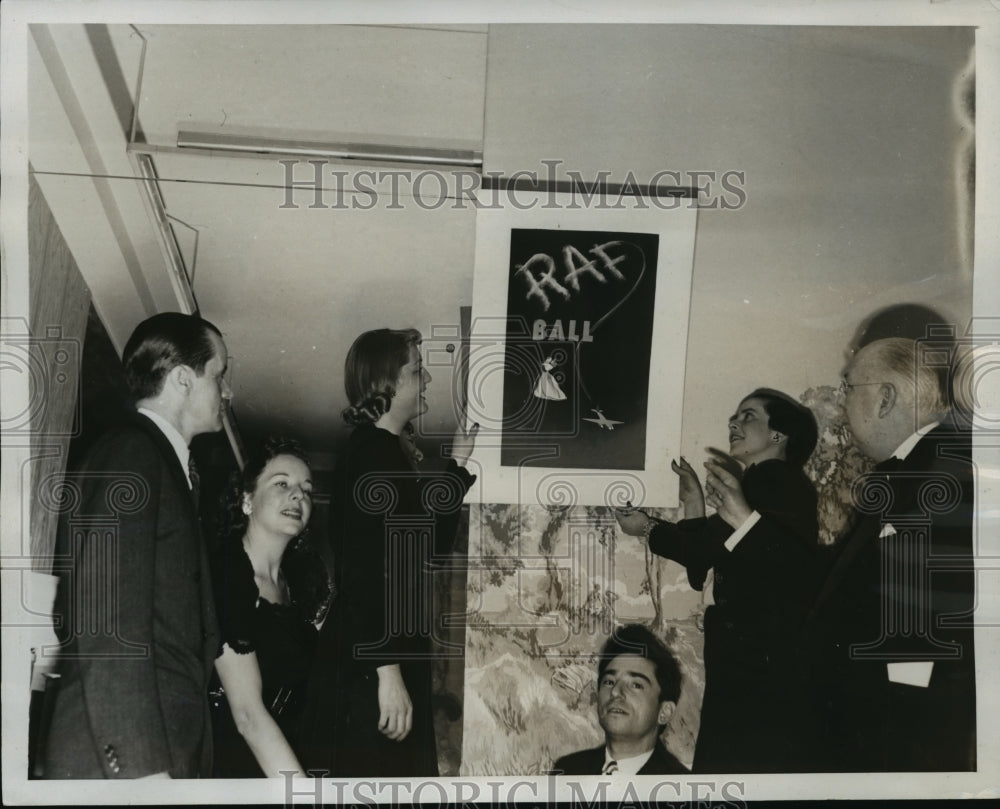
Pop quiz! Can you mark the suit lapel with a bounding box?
[811,427,952,616]
[129,411,219,673]
[812,508,879,613]
[811,454,910,615]
[636,741,679,774]
[591,746,606,773]
[127,411,199,521]
[637,744,656,775]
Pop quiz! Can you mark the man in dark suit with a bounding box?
[43,312,231,779]
[806,336,976,772]
[551,624,688,775]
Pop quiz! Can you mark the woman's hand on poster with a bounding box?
[450,422,480,468]
[671,456,705,519]
[704,461,753,530]
[615,506,653,540]
[376,664,413,741]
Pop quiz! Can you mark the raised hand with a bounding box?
[671,456,705,519]
[704,460,753,530]
[705,446,745,483]
[450,422,480,467]
[615,506,653,539]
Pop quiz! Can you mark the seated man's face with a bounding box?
[597,654,674,746]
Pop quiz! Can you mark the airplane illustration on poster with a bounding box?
[582,408,624,431]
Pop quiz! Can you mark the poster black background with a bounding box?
[501,228,659,471]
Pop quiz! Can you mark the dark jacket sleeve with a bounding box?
[740,460,819,550]
[726,461,819,613]
[733,461,819,570]
[648,516,727,591]
[648,461,818,604]
[424,458,476,558]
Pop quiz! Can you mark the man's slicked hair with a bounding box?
[122,312,222,401]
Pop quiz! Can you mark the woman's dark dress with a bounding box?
[648,459,818,773]
[209,541,320,777]
[299,423,474,777]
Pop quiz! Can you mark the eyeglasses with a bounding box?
[839,377,884,396]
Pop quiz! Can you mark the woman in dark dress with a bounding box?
[616,388,819,773]
[209,437,331,777]
[302,327,477,777]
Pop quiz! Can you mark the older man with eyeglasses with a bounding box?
[802,337,976,773]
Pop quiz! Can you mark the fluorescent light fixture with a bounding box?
[128,151,198,314]
[176,130,483,169]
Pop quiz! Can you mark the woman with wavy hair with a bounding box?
[301,328,477,777]
[209,437,331,777]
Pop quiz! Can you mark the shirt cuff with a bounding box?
[887,661,934,688]
[723,510,761,551]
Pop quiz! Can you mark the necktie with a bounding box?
[602,760,618,775]
[702,569,716,606]
[188,455,201,509]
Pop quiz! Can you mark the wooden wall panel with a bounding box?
[28,172,91,569]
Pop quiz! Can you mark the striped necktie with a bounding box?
[602,760,618,775]
[188,455,201,509]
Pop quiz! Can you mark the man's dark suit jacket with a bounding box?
[551,740,688,775]
[805,420,976,772]
[43,411,220,778]
[648,459,819,773]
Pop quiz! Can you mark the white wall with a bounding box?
[23,22,976,471]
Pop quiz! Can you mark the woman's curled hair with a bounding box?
[341,328,422,426]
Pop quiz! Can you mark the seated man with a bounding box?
[552,624,688,775]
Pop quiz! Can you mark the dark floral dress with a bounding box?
[209,541,328,777]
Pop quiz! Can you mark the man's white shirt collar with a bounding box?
[890,421,939,462]
[604,746,654,775]
[136,407,193,488]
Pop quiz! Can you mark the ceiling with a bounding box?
[33,24,489,462]
[26,21,977,473]
[139,25,488,458]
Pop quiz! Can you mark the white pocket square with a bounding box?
[887,661,933,688]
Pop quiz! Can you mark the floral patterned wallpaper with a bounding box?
[800,385,874,545]
[455,384,871,775]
